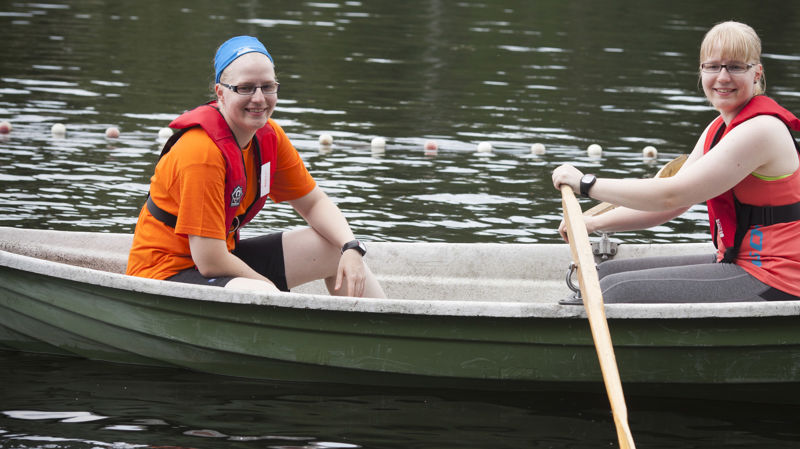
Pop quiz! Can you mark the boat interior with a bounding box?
[0,227,712,303]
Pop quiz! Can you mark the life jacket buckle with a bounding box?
[228,216,241,235]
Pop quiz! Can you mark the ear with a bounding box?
[754,63,764,82]
[214,83,225,103]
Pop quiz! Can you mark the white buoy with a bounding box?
[318,144,332,155]
[105,126,120,138]
[370,137,386,157]
[477,141,492,153]
[371,137,386,149]
[587,143,602,157]
[157,127,173,140]
[642,145,658,160]
[318,133,333,146]
[530,143,546,155]
[51,123,66,136]
[0,121,11,134]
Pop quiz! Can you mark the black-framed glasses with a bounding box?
[700,62,754,74]
[220,82,280,95]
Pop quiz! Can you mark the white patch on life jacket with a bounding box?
[260,162,270,197]
[230,185,243,207]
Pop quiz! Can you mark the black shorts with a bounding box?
[167,232,289,291]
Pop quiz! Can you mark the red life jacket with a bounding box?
[148,101,277,240]
[704,95,800,260]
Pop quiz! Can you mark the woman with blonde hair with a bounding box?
[552,21,800,303]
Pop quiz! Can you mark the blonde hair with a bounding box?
[699,21,765,95]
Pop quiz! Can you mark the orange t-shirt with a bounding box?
[126,119,316,280]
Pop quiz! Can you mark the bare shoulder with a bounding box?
[739,114,794,138]
[739,115,799,176]
[724,114,795,152]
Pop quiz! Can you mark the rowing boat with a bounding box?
[1,226,799,399]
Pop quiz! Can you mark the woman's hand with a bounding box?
[551,164,584,192]
[335,250,367,297]
[557,219,569,242]
[553,164,584,243]
[558,215,599,243]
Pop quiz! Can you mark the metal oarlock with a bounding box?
[591,232,618,260]
[565,262,581,298]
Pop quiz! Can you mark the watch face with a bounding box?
[580,174,596,197]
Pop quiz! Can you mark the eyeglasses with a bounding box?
[700,62,754,74]
[220,82,280,95]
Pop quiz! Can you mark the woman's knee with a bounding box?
[282,228,341,286]
[599,273,638,303]
[225,277,281,292]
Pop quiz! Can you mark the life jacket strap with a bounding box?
[739,201,800,227]
[146,195,245,237]
[721,199,800,263]
[146,196,177,228]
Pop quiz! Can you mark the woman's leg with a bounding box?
[597,253,715,279]
[598,255,771,303]
[231,232,289,292]
[281,227,385,298]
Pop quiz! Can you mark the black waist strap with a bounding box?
[721,199,800,263]
[145,196,244,235]
[739,201,800,227]
[146,196,177,228]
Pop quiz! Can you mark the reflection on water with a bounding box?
[2,2,800,448]
[2,351,800,449]
[2,1,797,243]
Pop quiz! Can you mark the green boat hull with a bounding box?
[1,227,799,393]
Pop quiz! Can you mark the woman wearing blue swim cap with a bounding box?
[127,36,386,299]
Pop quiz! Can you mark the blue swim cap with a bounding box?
[214,36,274,83]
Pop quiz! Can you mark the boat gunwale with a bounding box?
[2,248,799,320]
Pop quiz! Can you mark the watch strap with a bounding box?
[341,239,366,256]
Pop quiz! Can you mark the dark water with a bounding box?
[2,351,800,449]
[2,1,800,448]
[2,0,798,244]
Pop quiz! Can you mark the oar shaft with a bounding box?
[560,185,636,449]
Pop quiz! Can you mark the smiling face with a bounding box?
[215,52,277,147]
[698,22,764,124]
[700,49,762,123]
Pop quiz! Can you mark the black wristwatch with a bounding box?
[341,239,367,256]
[579,174,597,198]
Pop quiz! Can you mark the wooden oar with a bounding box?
[560,185,636,449]
[583,154,688,217]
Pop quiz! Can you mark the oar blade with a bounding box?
[654,153,688,178]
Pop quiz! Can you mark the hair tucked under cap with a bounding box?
[214,35,273,83]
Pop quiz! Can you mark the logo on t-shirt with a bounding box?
[230,185,243,207]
